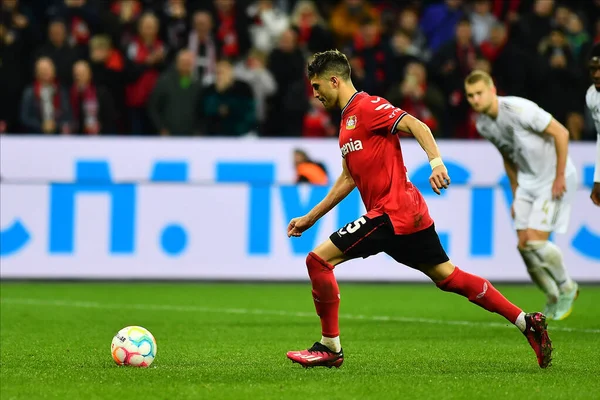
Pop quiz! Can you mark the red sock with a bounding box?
[306,252,340,337]
[436,267,522,324]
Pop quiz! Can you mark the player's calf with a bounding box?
[518,244,560,319]
[434,264,553,368]
[306,251,341,339]
[435,266,523,325]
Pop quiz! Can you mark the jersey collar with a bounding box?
[341,91,363,116]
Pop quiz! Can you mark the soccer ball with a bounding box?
[111,326,157,367]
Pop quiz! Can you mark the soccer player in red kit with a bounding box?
[285,50,552,369]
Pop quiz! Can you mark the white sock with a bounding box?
[518,245,559,302]
[515,312,526,333]
[320,336,341,353]
[530,240,574,293]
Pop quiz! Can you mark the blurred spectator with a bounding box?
[419,0,463,53]
[566,11,592,65]
[247,0,290,53]
[387,28,421,86]
[160,0,189,57]
[88,34,126,132]
[266,28,308,136]
[386,61,445,137]
[538,27,582,139]
[20,57,71,134]
[0,0,33,133]
[148,49,203,136]
[290,0,334,54]
[70,60,117,134]
[104,0,143,50]
[568,11,593,139]
[188,10,217,85]
[512,0,554,53]
[206,0,251,60]
[348,18,388,96]
[234,49,278,133]
[125,12,165,134]
[553,3,571,31]
[32,19,80,87]
[47,0,99,58]
[480,22,529,97]
[2,0,600,139]
[329,0,379,48]
[470,0,497,45]
[473,56,492,74]
[397,7,428,60]
[202,59,257,136]
[489,0,522,25]
[430,17,481,138]
[293,148,328,184]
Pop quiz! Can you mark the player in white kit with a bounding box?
[464,70,579,321]
[586,43,600,206]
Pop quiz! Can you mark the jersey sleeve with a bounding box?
[595,133,600,183]
[517,100,553,133]
[360,96,408,135]
[587,90,600,138]
[587,90,600,183]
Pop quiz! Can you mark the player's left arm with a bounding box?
[542,118,569,199]
[395,114,450,195]
[593,132,600,206]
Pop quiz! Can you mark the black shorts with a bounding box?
[329,214,449,269]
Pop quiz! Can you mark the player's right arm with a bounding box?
[502,152,518,198]
[395,114,450,195]
[360,96,449,194]
[287,159,355,237]
[501,152,519,218]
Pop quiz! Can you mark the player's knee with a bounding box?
[306,251,334,272]
[311,240,346,267]
[421,261,455,283]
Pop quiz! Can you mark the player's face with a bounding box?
[589,58,600,90]
[310,77,338,110]
[465,81,495,113]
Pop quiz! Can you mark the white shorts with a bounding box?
[514,173,578,234]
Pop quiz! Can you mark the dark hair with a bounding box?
[48,18,67,26]
[589,43,600,61]
[457,16,471,26]
[294,148,309,160]
[393,28,412,38]
[306,50,351,81]
[216,57,234,66]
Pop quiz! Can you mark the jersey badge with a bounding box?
[346,115,357,130]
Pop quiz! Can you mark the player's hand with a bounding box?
[591,182,600,206]
[551,175,566,200]
[429,165,450,195]
[287,215,314,238]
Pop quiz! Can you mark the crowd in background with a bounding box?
[0,0,599,140]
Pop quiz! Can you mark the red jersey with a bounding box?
[339,91,434,234]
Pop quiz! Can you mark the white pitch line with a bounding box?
[1,297,599,334]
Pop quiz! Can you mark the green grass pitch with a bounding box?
[1,282,599,400]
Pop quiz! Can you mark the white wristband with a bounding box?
[430,157,444,170]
